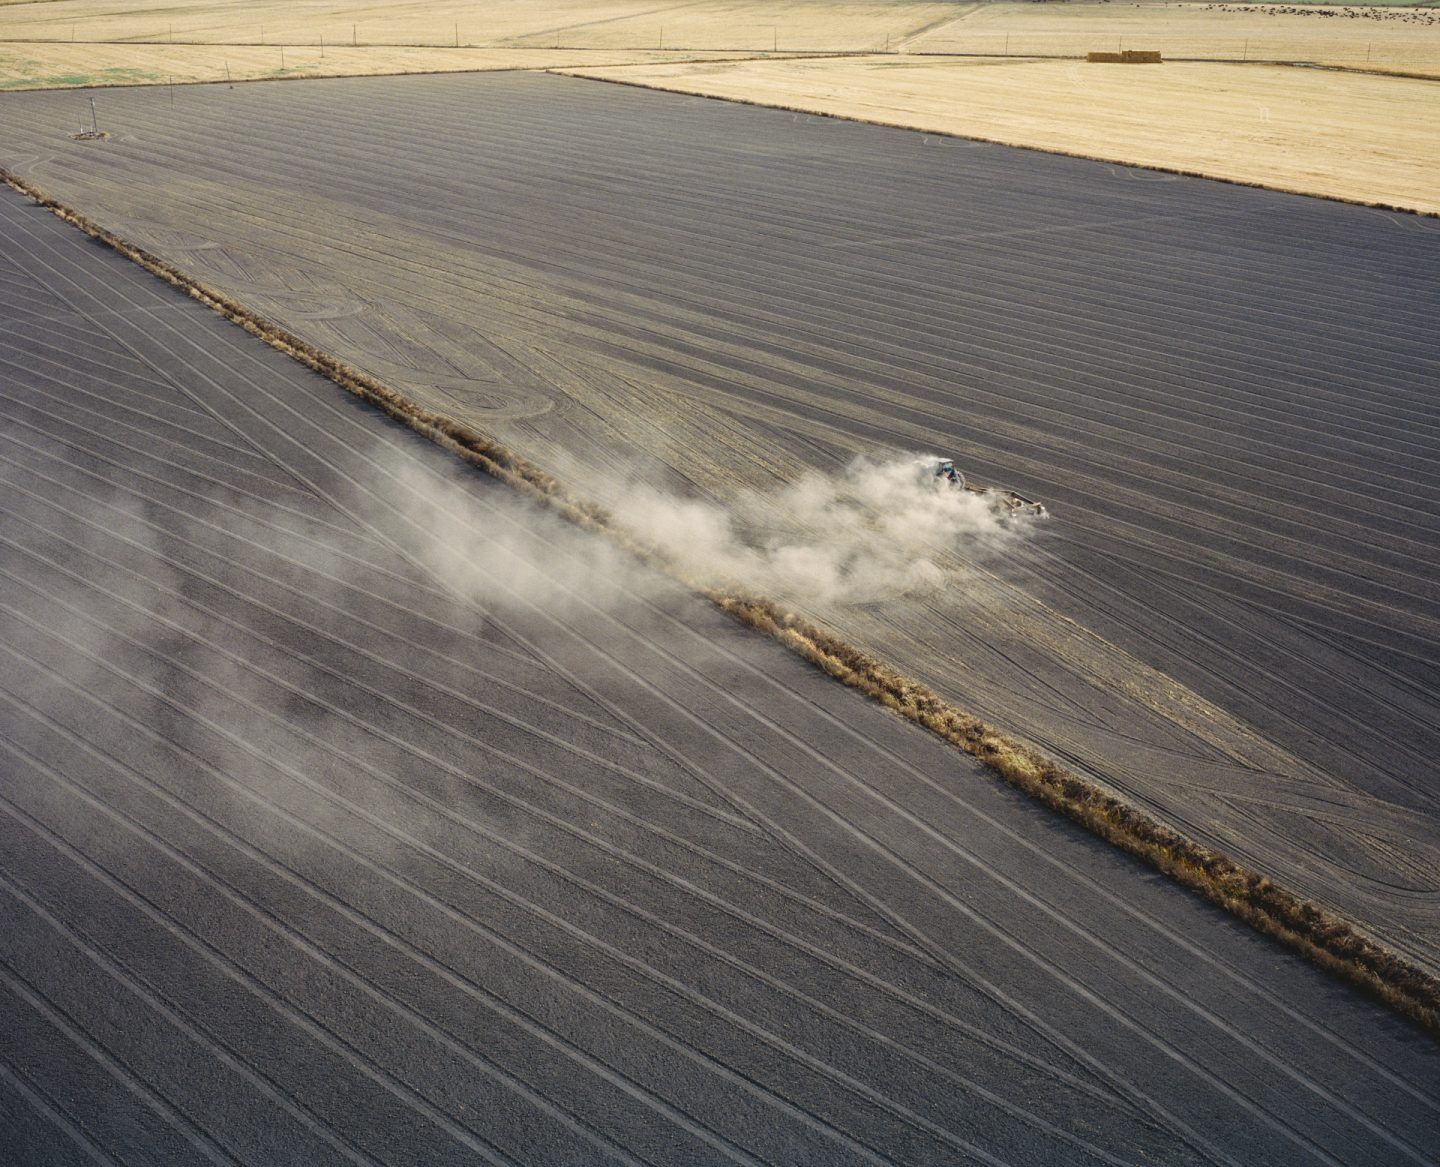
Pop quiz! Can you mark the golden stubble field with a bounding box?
[3,0,1437,70]
[0,0,958,88]
[910,1,1440,73]
[561,54,1440,214]
[0,43,791,90]
[0,0,719,45]
[0,0,954,48]
[3,1,1436,213]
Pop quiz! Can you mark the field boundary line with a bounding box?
[5,168,1438,1040]
[898,51,1440,81]
[0,51,835,93]
[546,69,1440,219]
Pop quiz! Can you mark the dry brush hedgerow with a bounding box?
[6,167,1437,1040]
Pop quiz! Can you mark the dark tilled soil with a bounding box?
[2,183,1438,1165]
[3,70,1436,974]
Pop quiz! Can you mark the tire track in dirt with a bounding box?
[0,195,1128,1152]
[42,216,1413,1165]
[2,176,1436,1165]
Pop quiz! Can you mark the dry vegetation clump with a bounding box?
[7,165,1437,1039]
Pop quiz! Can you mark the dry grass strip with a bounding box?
[6,167,1437,1039]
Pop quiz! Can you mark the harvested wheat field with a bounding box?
[9,0,1435,92]
[3,0,1437,91]
[0,0,958,89]
[906,0,1440,73]
[4,69,1437,990]
[0,0,822,90]
[5,152,1440,1167]
[0,0,699,45]
[0,0,950,50]
[561,54,1440,214]
[4,0,1432,63]
[0,44,793,91]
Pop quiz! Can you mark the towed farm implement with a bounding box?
[923,457,1048,517]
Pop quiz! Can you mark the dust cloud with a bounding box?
[304,443,1039,633]
[596,454,1036,605]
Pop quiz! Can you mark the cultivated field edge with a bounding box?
[0,50,850,93]
[6,168,1437,1038]
[548,68,1440,219]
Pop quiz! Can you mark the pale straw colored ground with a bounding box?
[0,0,956,59]
[0,0,676,46]
[0,0,959,88]
[2,2,1435,212]
[908,2,1440,74]
[0,43,790,90]
[3,1,1436,86]
[558,53,1440,214]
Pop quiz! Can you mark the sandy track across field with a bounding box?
[559,56,1440,215]
[2,70,1436,977]
[8,180,1440,1163]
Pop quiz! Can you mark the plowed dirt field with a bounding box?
[2,70,1437,976]
[8,180,1440,1164]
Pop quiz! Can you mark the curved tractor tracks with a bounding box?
[4,167,1437,1043]
[0,170,1438,1165]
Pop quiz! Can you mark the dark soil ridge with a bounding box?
[7,168,1437,1040]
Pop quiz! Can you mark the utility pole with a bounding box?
[455,22,460,47]
[659,25,664,50]
[353,23,357,46]
[225,59,232,86]
[280,45,286,69]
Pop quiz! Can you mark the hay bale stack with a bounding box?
[1087,49,1162,63]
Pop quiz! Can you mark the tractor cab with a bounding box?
[917,454,1047,517]
[932,459,965,488]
